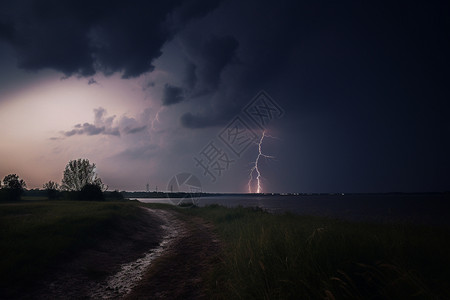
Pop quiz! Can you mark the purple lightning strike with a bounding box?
[151,107,164,132]
[248,130,275,193]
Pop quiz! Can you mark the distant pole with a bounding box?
[146,183,149,193]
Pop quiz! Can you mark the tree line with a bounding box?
[0,159,122,201]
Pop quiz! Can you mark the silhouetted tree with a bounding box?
[43,181,59,190]
[61,159,107,191]
[43,181,59,200]
[1,174,26,201]
[80,184,104,201]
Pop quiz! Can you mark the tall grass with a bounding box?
[0,200,141,296]
[182,205,450,299]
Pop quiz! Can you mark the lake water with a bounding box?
[136,194,450,225]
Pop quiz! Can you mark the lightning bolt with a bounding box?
[248,130,275,193]
[151,107,164,132]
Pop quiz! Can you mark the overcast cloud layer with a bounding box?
[0,0,222,77]
[0,0,449,192]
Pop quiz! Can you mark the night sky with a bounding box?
[0,0,449,193]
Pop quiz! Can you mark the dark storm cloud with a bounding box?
[0,19,14,41]
[162,84,185,106]
[123,125,147,135]
[64,123,117,137]
[0,0,222,78]
[63,123,121,137]
[61,108,151,137]
[63,107,120,137]
[183,62,197,89]
[87,78,98,85]
[180,35,239,95]
[180,105,237,129]
[178,0,450,131]
[118,115,149,135]
[179,112,211,128]
[169,0,223,26]
[164,35,239,126]
[196,35,239,92]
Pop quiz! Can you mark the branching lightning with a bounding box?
[248,130,276,193]
[151,107,164,132]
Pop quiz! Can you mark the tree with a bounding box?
[61,159,107,191]
[3,174,27,190]
[2,174,26,201]
[80,184,104,201]
[43,181,59,190]
[43,181,59,200]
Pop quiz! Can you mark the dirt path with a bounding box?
[28,207,220,299]
[89,208,189,299]
[126,212,221,299]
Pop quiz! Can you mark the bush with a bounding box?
[1,174,26,201]
[80,184,104,201]
[43,181,60,200]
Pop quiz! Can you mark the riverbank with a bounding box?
[0,201,164,298]
[179,204,450,299]
[0,200,219,299]
[1,200,450,299]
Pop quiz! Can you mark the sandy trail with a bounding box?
[29,207,219,299]
[126,211,220,299]
[89,208,188,299]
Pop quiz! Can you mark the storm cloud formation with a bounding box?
[183,35,239,94]
[61,107,150,138]
[165,34,240,127]
[63,107,120,137]
[175,0,450,130]
[0,0,222,78]
[1,0,449,193]
[162,84,184,106]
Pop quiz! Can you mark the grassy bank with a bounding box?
[177,204,450,299]
[0,200,142,296]
[3,200,450,299]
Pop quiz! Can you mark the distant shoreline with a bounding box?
[121,191,450,199]
[136,193,450,226]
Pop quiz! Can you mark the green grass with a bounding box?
[178,205,450,299]
[3,200,450,299]
[0,200,142,296]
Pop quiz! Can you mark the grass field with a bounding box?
[0,200,142,297]
[179,204,450,299]
[2,200,450,299]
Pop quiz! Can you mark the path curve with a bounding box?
[127,210,221,299]
[31,207,219,299]
[89,208,188,299]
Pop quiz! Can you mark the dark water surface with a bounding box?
[136,194,450,225]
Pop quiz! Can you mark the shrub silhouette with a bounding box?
[80,184,104,201]
[43,181,59,200]
[1,174,26,201]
